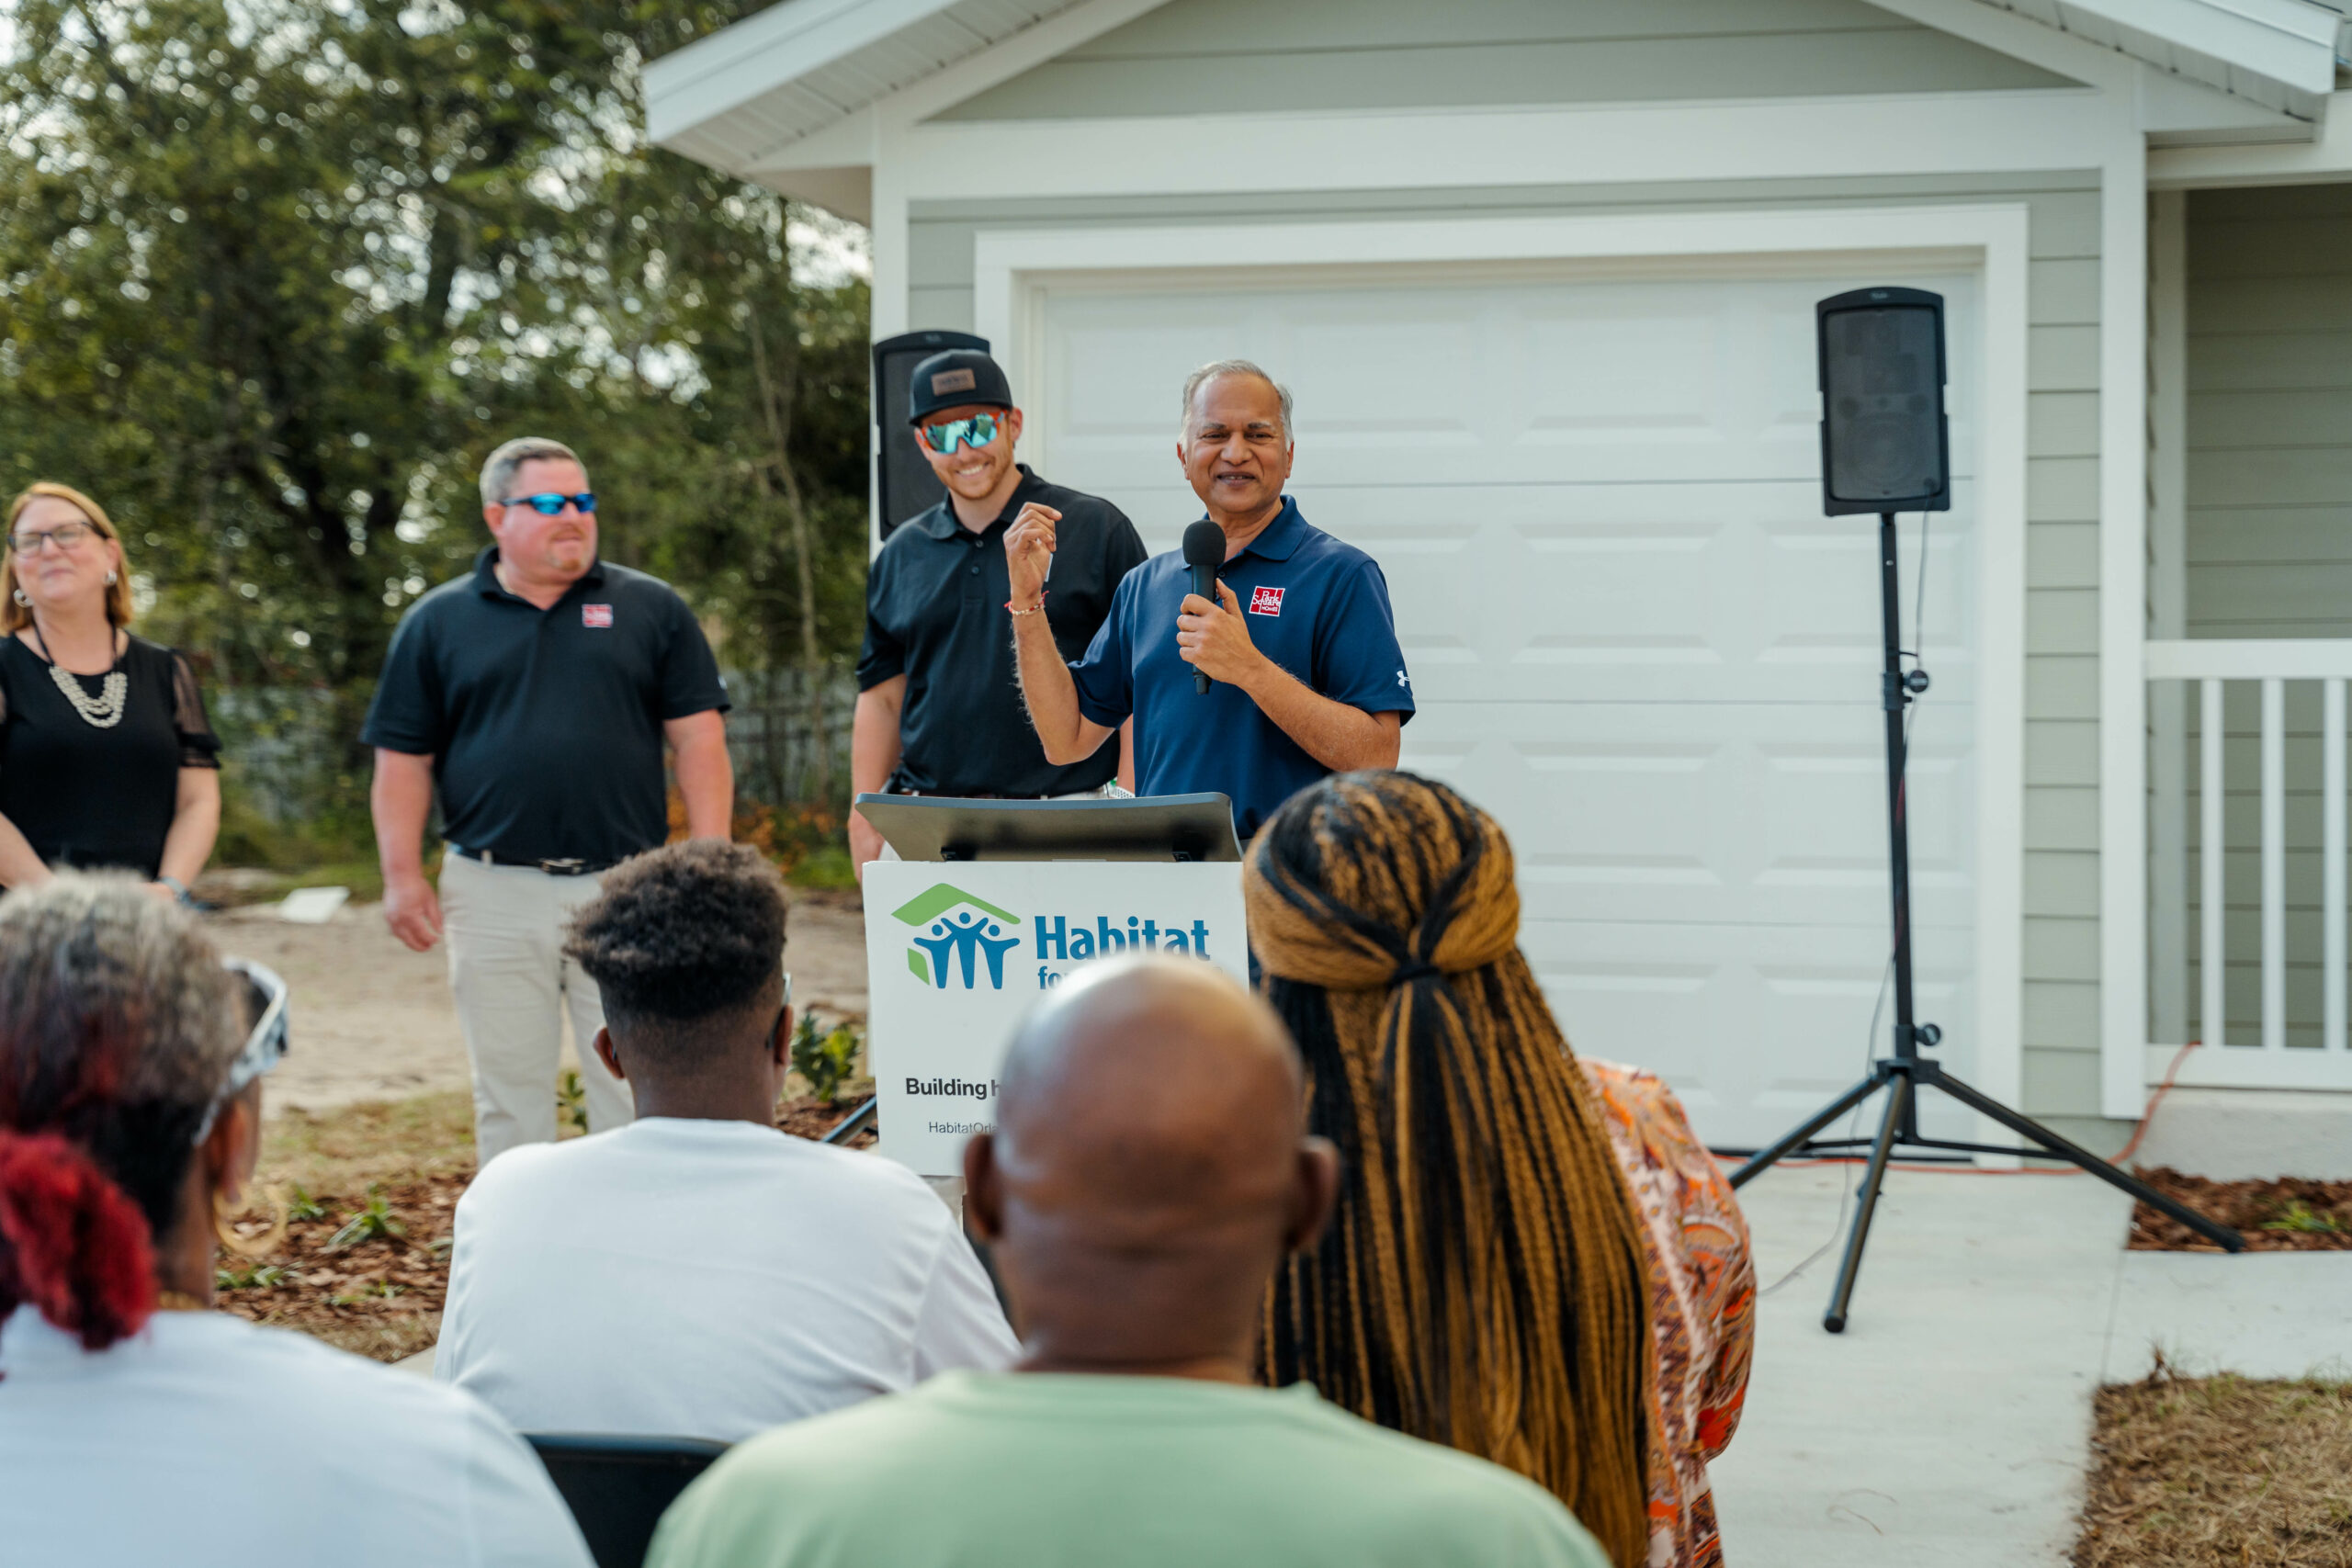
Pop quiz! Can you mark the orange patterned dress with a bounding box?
[1579,1059,1758,1568]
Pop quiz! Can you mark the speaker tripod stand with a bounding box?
[1727,510,2243,1334]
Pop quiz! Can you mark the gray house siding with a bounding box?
[2180,185,2352,1055]
[904,168,2110,1132]
[933,0,2076,119]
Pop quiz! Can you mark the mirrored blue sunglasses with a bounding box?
[919,413,1002,455]
[503,492,597,516]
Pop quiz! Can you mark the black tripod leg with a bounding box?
[1728,1067,1887,1190]
[1824,1071,1910,1334]
[1927,1071,2245,1252]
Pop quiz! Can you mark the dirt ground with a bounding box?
[205,887,870,1116]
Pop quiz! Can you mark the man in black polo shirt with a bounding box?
[850,350,1148,876]
[363,435,733,1160]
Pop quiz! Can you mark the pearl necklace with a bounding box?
[48,658,128,728]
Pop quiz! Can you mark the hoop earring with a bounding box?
[9,589,25,608]
[105,570,119,585]
[213,1184,288,1258]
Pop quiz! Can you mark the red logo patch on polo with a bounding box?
[1248,586,1285,617]
[582,604,614,628]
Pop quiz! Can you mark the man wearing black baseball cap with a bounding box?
[850,350,1148,877]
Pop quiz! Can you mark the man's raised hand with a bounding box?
[1004,502,1062,607]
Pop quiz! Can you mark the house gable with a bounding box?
[929,0,2082,122]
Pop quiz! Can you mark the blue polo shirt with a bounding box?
[1069,498,1414,840]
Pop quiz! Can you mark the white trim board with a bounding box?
[864,91,2115,200]
[974,205,2031,1150]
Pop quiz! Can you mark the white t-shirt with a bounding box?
[436,1117,1019,1442]
[0,1305,591,1568]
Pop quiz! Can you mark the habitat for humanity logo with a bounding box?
[894,884,1023,991]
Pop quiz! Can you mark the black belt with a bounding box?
[447,844,619,876]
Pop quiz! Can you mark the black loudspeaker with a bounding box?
[873,329,989,540]
[1816,288,1951,515]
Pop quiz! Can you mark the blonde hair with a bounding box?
[1247,772,1654,1568]
[479,436,586,508]
[3,483,133,633]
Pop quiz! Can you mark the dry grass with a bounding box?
[259,1089,477,1193]
[2076,1363,2352,1567]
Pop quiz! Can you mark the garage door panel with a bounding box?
[1035,263,1981,1147]
[1039,270,1980,490]
[1522,919,1977,1145]
[1401,701,1974,934]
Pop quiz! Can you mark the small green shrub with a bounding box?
[557,1069,589,1135]
[325,1185,407,1251]
[2261,1199,2344,1235]
[790,1014,863,1105]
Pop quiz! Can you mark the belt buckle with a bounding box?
[538,857,587,875]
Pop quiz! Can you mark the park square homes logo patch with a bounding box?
[582,604,614,628]
[1248,586,1284,616]
[895,884,1023,991]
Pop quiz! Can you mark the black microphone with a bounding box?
[1182,521,1226,694]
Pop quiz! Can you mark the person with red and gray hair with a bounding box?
[0,876,592,1568]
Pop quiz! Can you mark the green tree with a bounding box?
[0,0,869,848]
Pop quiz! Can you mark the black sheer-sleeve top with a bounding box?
[0,633,222,880]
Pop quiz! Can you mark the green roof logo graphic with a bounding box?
[894,884,1023,991]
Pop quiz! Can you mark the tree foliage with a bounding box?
[0,0,869,841]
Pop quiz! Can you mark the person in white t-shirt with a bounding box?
[0,876,591,1568]
[435,839,1017,1441]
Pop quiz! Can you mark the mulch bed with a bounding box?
[213,1174,464,1362]
[2075,1362,2352,1567]
[217,1094,879,1360]
[2128,1168,2352,1252]
[775,1091,877,1148]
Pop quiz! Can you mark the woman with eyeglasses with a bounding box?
[0,876,593,1566]
[0,482,221,900]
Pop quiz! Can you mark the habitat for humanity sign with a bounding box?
[862,860,1249,1176]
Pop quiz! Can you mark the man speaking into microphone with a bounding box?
[1008,359,1413,841]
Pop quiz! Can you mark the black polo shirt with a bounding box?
[361,547,729,865]
[858,465,1147,796]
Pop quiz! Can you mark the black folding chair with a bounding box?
[526,1433,730,1568]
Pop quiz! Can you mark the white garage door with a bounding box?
[1026,263,1980,1149]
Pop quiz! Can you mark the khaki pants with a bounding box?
[440,851,633,1163]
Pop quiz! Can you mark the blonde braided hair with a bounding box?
[1247,772,1653,1567]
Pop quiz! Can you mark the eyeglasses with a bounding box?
[501,492,597,516]
[194,958,290,1145]
[920,413,1002,455]
[8,520,96,554]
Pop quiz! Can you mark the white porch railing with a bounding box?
[2146,640,2352,1091]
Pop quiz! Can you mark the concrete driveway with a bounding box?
[1711,1164,2352,1567]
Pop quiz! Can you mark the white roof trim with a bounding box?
[644,0,1098,182]
[647,0,2348,196]
[1972,0,2347,116]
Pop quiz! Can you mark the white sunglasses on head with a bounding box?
[193,958,289,1144]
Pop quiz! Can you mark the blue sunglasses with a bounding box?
[502,492,597,516]
[919,413,1002,455]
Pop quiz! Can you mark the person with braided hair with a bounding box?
[0,875,591,1568]
[1246,772,1758,1568]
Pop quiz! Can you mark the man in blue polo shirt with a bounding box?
[1008,360,1410,840]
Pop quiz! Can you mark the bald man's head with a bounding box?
[965,955,1338,1380]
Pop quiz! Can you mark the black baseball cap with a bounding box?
[907,349,1013,426]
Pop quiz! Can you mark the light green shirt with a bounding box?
[648,1371,1611,1568]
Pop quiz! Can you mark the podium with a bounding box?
[856,794,1250,1176]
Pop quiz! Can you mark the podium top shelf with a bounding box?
[853,793,1242,863]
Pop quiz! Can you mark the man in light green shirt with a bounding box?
[649,955,1612,1568]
